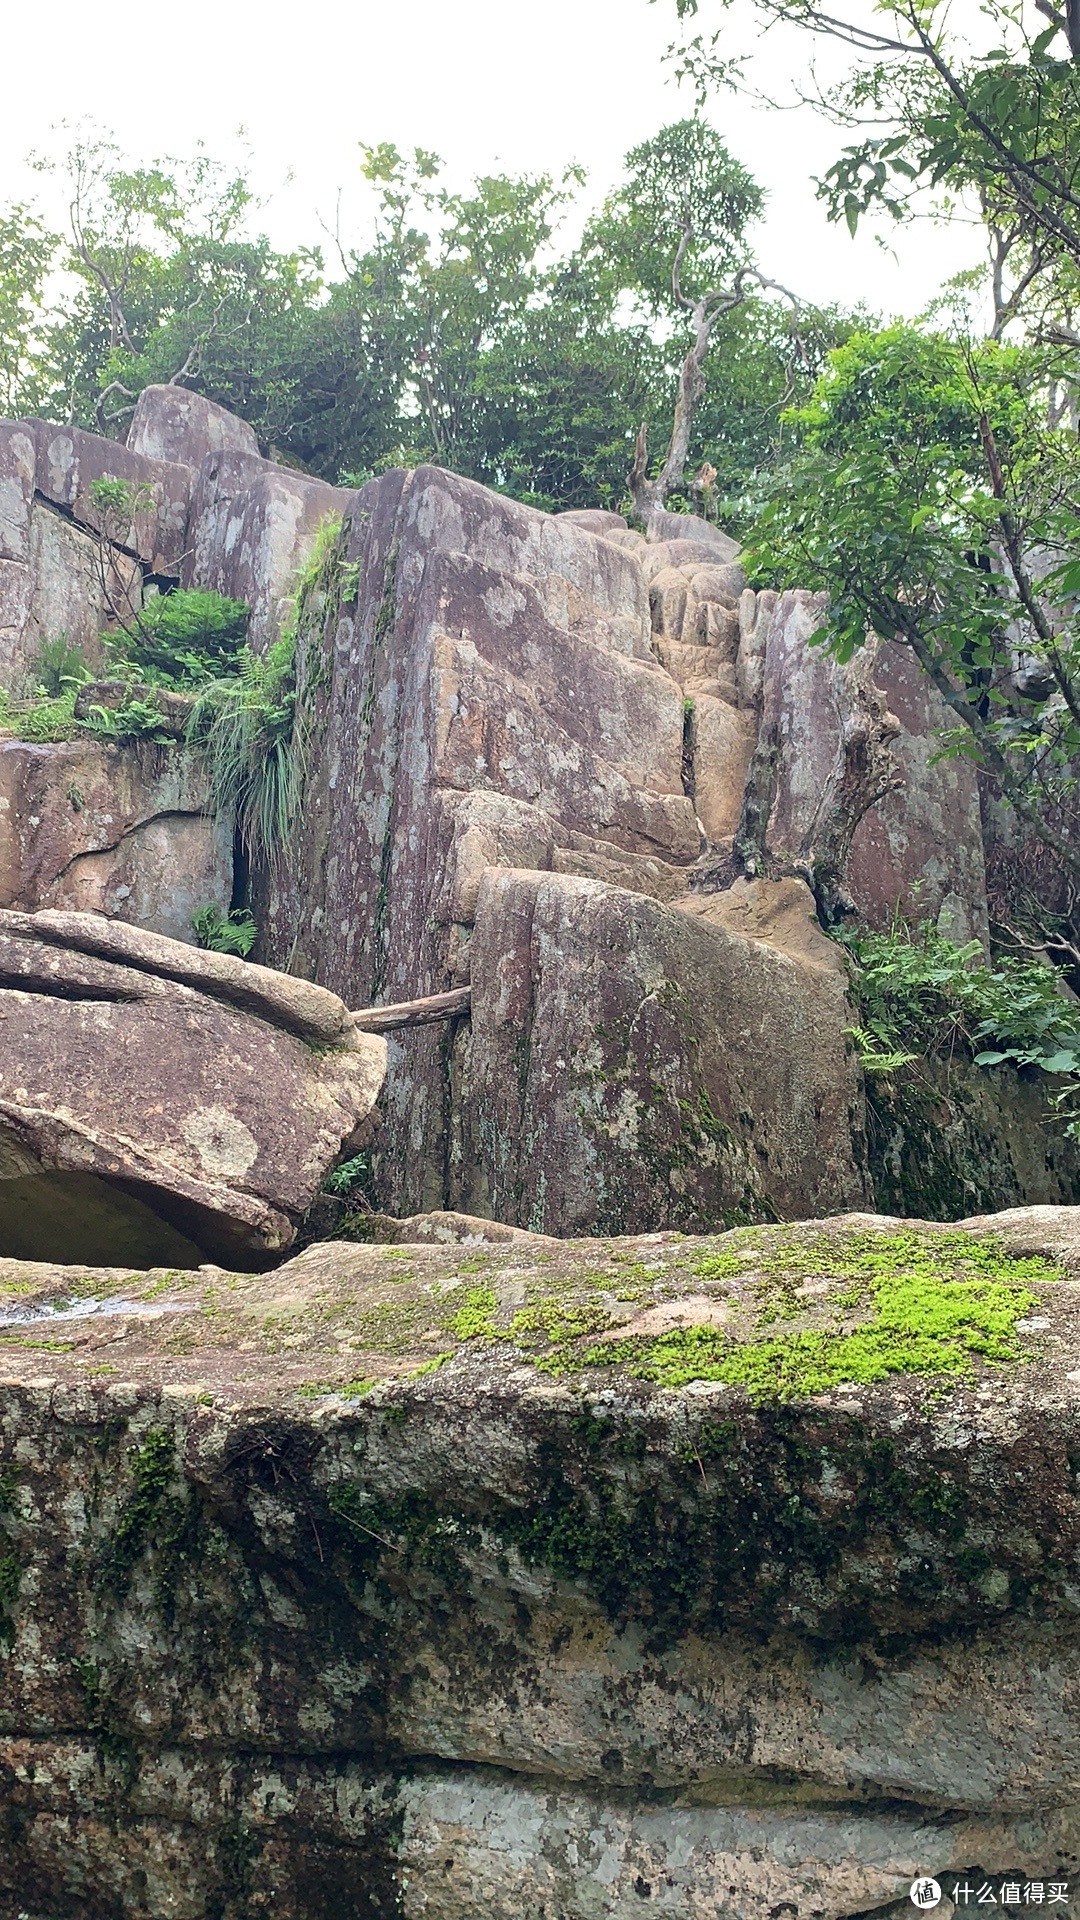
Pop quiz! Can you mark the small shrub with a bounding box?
[87,475,154,526]
[191,905,257,958]
[839,918,1080,1134]
[107,589,250,686]
[80,695,177,744]
[323,1154,371,1198]
[33,634,92,696]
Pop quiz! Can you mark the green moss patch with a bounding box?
[0,1221,1067,1410]
[578,1230,1058,1397]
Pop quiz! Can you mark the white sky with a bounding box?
[0,0,984,319]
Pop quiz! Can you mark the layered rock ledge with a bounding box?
[0,910,386,1267]
[1,1206,1079,1917]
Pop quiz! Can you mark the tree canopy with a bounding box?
[0,124,859,526]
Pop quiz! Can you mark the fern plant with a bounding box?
[191,905,257,957]
[838,917,1080,1136]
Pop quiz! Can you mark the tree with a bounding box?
[0,124,862,526]
[749,324,1080,932]
[575,118,791,534]
[0,206,57,416]
[673,0,1080,338]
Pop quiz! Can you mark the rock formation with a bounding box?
[0,390,1076,1240]
[0,735,231,939]
[0,1205,1078,1916]
[260,464,1070,1227]
[0,388,346,944]
[2,386,1080,1920]
[0,910,386,1266]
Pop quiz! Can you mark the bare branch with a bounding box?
[671,200,695,311]
[629,263,804,534]
[93,379,137,435]
[350,986,471,1032]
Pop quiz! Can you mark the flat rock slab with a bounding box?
[1,1209,1080,1916]
[0,909,385,1265]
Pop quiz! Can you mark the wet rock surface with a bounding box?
[1,1206,1080,1915]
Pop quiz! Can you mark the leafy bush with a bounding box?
[87,475,153,526]
[79,695,178,744]
[322,1154,371,1198]
[191,905,257,957]
[108,589,250,686]
[840,919,1080,1131]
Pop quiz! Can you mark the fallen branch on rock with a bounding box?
[350,986,471,1033]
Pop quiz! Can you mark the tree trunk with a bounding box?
[795,647,902,924]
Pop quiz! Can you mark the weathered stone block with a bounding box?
[31,421,191,576]
[3,1205,1079,1914]
[457,868,868,1233]
[263,469,703,1215]
[849,637,990,942]
[0,560,31,687]
[690,693,757,844]
[183,449,351,650]
[641,536,741,577]
[0,420,35,562]
[761,592,989,937]
[16,502,138,686]
[555,507,628,534]
[0,909,385,1263]
[127,382,260,466]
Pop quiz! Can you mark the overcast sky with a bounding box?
[0,0,983,319]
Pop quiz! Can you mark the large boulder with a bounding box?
[0,909,385,1265]
[457,869,869,1232]
[126,383,260,466]
[0,1206,1078,1914]
[0,419,189,692]
[758,591,990,939]
[182,450,352,650]
[264,468,701,1215]
[29,421,191,578]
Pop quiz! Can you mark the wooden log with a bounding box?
[350,986,471,1033]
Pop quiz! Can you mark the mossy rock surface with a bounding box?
[4,1206,1080,1915]
[1,1204,1073,1406]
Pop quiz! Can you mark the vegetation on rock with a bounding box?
[749,330,1080,902]
[190,904,257,957]
[838,918,1080,1131]
[107,587,250,686]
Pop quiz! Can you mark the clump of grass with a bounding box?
[186,632,302,862]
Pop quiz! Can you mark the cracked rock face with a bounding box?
[1,1206,1080,1916]
[0,909,386,1265]
[0,735,232,941]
